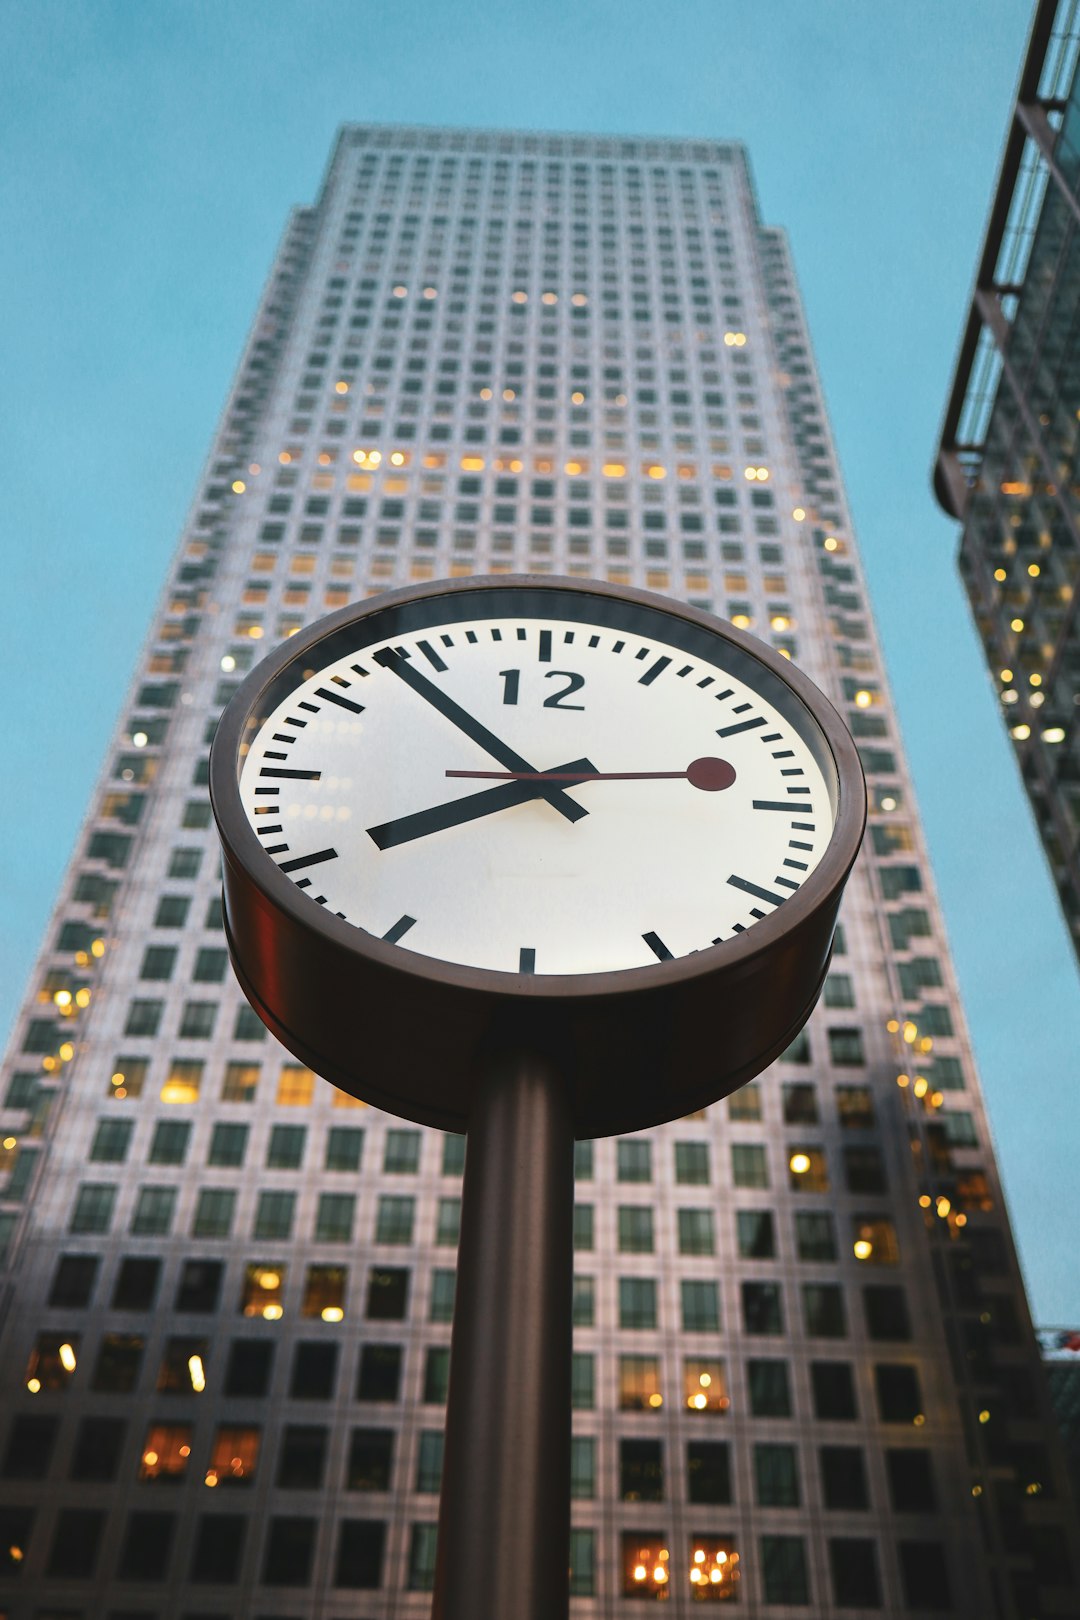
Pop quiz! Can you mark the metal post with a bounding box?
[431,1047,575,1620]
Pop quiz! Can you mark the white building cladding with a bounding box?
[0,125,1076,1617]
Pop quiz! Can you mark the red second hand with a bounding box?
[445,756,736,792]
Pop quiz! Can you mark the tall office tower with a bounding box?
[1,123,1077,1620]
[935,0,1080,965]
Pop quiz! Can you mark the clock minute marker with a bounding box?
[383,914,417,944]
[519,948,536,973]
[643,931,674,961]
[315,686,364,714]
[717,715,765,738]
[279,847,339,875]
[728,873,786,907]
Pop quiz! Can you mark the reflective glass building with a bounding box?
[936,0,1080,966]
[2,122,1078,1618]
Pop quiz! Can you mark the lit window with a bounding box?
[276,1065,315,1106]
[206,1424,260,1487]
[160,1059,202,1105]
[242,1264,286,1320]
[138,1422,192,1482]
[620,1354,663,1411]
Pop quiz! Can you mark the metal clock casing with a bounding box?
[210,576,865,1136]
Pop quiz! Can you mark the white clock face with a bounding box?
[238,589,837,975]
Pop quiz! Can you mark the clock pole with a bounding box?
[431,1045,575,1620]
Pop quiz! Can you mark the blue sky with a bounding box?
[3,0,1078,1319]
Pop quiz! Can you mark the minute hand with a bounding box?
[373,647,586,823]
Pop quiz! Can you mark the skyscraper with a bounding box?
[935,0,1080,965]
[1,123,1076,1617]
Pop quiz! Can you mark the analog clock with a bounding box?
[211,577,864,1133]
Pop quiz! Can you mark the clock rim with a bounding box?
[210,573,865,1004]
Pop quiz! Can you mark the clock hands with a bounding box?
[445,755,737,792]
[372,647,587,824]
[367,758,599,850]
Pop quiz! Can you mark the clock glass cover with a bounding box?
[237,584,840,976]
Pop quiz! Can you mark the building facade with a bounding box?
[1,122,1077,1618]
[935,0,1080,966]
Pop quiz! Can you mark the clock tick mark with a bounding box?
[612,639,625,653]
[588,634,600,648]
[259,767,322,780]
[279,847,339,875]
[717,716,764,738]
[538,630,552,662]
[271,733,296,745]
[635,647,650,660]
[299,700,319,714]
[677,664,693,677]
[713,687,734,701]
[563,631,575,644]
[284,717,306,728]
[256,824,283,836]
[761,732,782,743]
[728,873,786,907]
[516,627,527,640]
[519,947,536,973]
[775,876,800,891]
[440,634,454,648]
[417,640,448,671]
[490,628,503,641]
[466,630,478,643]
[383,914,417,944]
[643,930,674,961]
[264,843,289,855]
[792,821,816,832]
[349,663,370,678]
[697,675,714,688]
[733,702,753,713]
[639,656,672,686]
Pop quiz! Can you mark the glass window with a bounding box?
[748,1359,791,1418]
[736,1209,774,1258]
[812,1361,857,1420]
[728,1081,761,1120]
[898,1541,952,1610]
[268,1124,306,1168]
[48,1507,106,1578]
[622,1534,673,1600]
[787,1146,828,1192]
[71,1414,125,1480]
[254,1191,295,1241]
[570,1435,596,1499]
[619,1277,657,1329]
[863,1286,911,1341]
[193,1188,236,1239]
[794,1210,836,1260]
[684,1358,729,1413]
[836,1085,875,1129]
[138,1421,192,1482]
[263,1515,316,1586]
[423,1347,450,1404]
[875,1364,922,1423]
[674,1141,710,1183]
[326,1126,364,1171]
[569,1527,596,1597]
[573,1140,593,1180]
[160,1058,202,1104]
[179,999,217,1039]
[828,1028,865,1066]
[760,1535,810,1604]
[852,1216,900,1266]
[435,1196,461,1246]
[844,1145,886,1194]
[619,1206,656,1253]
[346,1427,394,1490]
[803,1284,847,1338]
[366,1266,409,1320]
[754,1442,800,1506]
[90,1119,133,1163]
[49,1254,99,1308]
[687,1534,741,1599]
[357,1344,402,1402]
[572,1351,596,1410]
[573,1203,594,1250]
[276,1425,327,1489]
[384,1128,421,1172]
[131,1186,177,1236]
[316,1192,355,1242]
[290,1341,338,1400]
[3,1413,59,1479]
[407,1522,438,1591]
[681,1280,720,1333]
[70,1183,116,1234]
[828,1538,881,1608]
[742,1281,783,1334]
[415,1430,444,1494]
[731,1144,768,1188]
[147,1121,189,1165]
[885,1449,936,1512]
[112,1256,160,1309]
[302,1264,346,1322]
[687,1439,731,1504]
[241,1263,285,1319]
[223,1339,274,1397]
[820,1445,869,1510]
[619,1354,661,1411]
[430,1268,456,1323]
[442,1132,466,1175]
[175,1259,222,1312]
[276,1064,314,1105]
[157,1336,208,1395]
[375,1195,415,1245]
[208,1122,248,1166]
[616,1139,652,1182]
[572,1274,595,1326]
[92,1332,144,1392]
[206,1424,259,1487]
[782,1083,818,1124]
[221,1062,259,1102]
[621,1437,664,1501]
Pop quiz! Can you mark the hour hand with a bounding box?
[373,646,585,823]
[367,759,596,851]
